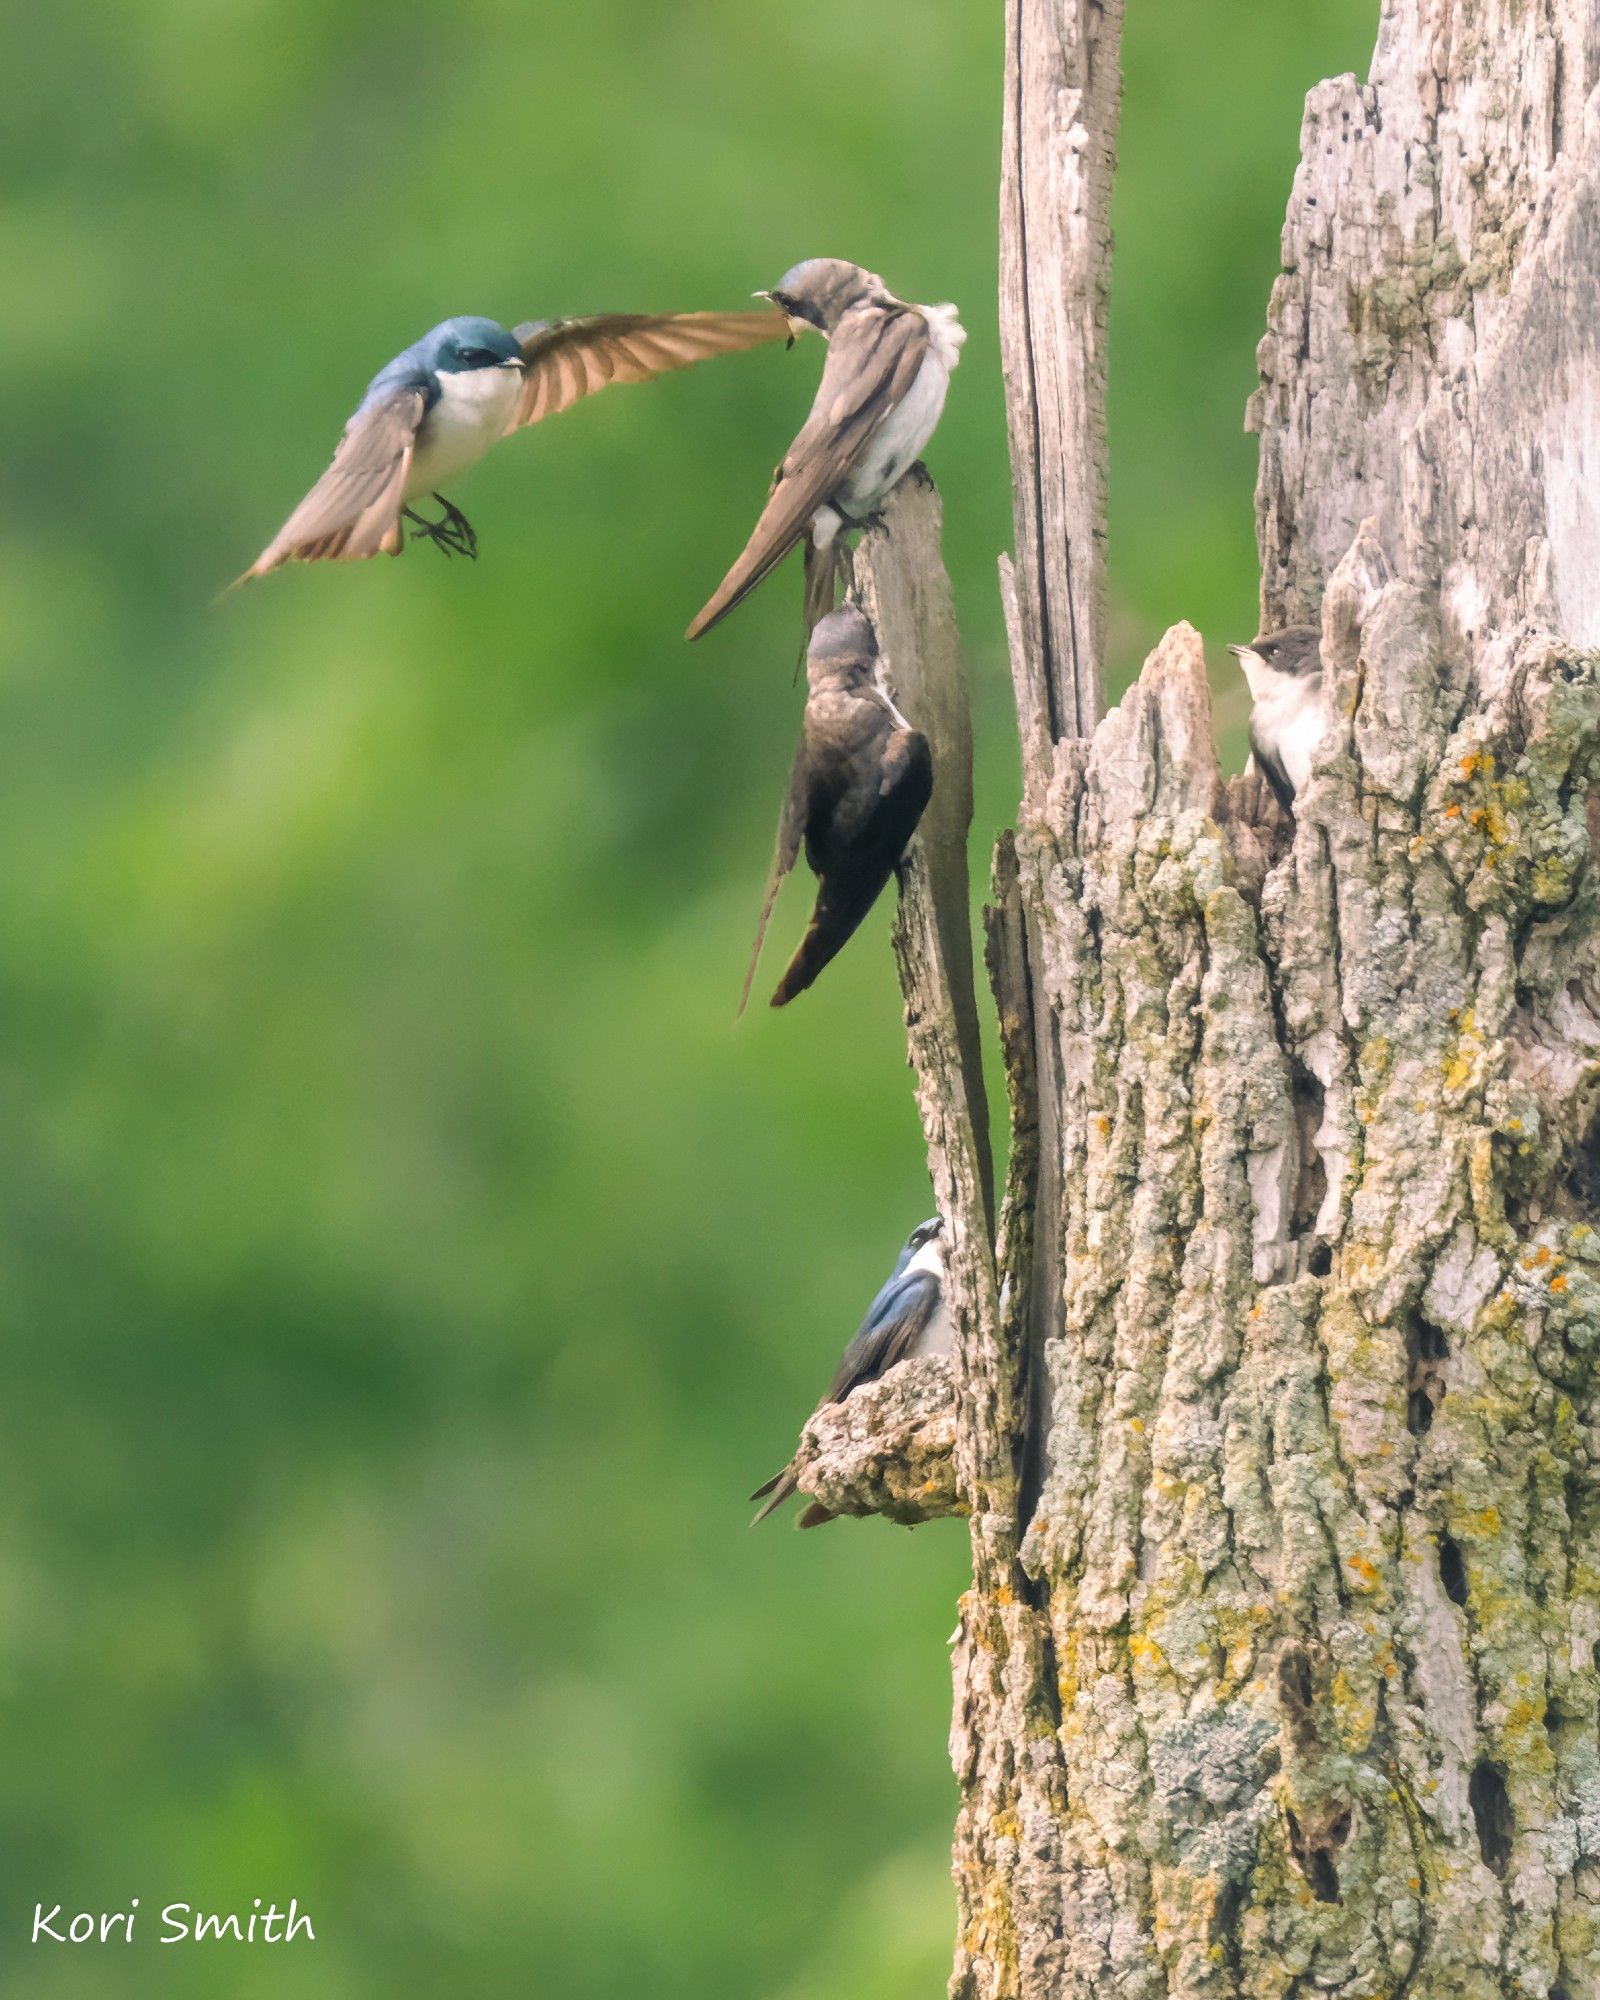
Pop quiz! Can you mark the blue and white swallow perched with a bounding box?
[240,307,788,580]
[751,1215,950,1527]
[1227,626,1328,815]
[687,260,964,638]
[742,604,932,1010]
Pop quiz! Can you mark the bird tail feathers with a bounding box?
[749,1467,798,1525]
[802,539,840,633]
[770,875,880,1007]
[686,493,814,638]
[739,867,788,1017]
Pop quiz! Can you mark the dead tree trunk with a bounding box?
[803,4,1600,1997]
[959,0,1600,1991]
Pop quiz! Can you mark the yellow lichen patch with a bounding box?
[1331,1667,1379,1747]
[1551,1273,1568,1293]
[1444,800,1462,819]
[1474,1507,1502,1537]
[1346,1550,1381,1588]
[1127,1630,1171,1679]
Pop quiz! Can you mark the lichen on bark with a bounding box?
[925,2,1600,1995]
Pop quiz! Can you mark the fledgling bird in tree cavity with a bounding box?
[751,1216,949,1527]
[742,604,932,1011]
[1227,625,1329,814]
[238,305,788,580]
[686,260,964,638]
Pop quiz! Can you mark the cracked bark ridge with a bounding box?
[1250,0,1600,653]
[851,478,1000,1471]
[855,486,1066,1999]
[857,471,997,1241]
[782,1357,961,1527]
[986,582,1600,1997]
[999,0,1124,740]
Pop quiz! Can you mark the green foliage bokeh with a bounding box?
[1,2,1371,1993]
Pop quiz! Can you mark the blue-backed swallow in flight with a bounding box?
[687,260,964,638]
[241,306,788,580]
[751,1215,950,1527]
[741,604,932,1010]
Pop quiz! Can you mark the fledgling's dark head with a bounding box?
[806,605,878,687]
[1227,625,1323,689]
[417,317,525,376]
[759,259,886,338]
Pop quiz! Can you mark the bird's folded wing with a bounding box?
[748,1256,939,1525]
[739,736,812,1016]
[876,726,933,823]
[508,310,787,430]
[827,1270,941,1399]
[243,386,426,579]
[1247,719,1297,817]
[769,727,931,1007]
[686,307,931,639]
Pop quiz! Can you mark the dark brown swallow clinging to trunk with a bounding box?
[742,605,932,1011]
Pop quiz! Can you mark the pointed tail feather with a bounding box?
[687,531,807,640]
[740,741,807,1016]
[770,910,848,1008]
[749,1467,798,1525]
[739,864,789,1018]
[770,871,885,1008]
[802,540,840,634]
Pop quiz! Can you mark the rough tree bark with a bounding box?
[788,1,1600,1993]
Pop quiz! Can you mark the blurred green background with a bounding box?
[1,2,1372,1993]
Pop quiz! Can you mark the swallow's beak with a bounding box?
[498,356,525,370]
[752,290,775,304]
[1226,644,1247,658]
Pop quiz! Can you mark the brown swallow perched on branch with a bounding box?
[686,260,964,638]
[742,605,932,1011]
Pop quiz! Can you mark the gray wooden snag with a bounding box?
[785,1,1600,1992]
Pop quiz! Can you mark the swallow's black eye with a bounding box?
[459,346,498,368]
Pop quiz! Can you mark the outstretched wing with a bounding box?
[509,310,787,430]
[739,736,813,1017]
[770,726,932,1007]
[241,386,426,581]
[686,307,930,639]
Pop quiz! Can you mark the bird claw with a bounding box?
[403,495,478,560]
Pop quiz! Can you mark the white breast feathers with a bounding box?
[406,367,522,498]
